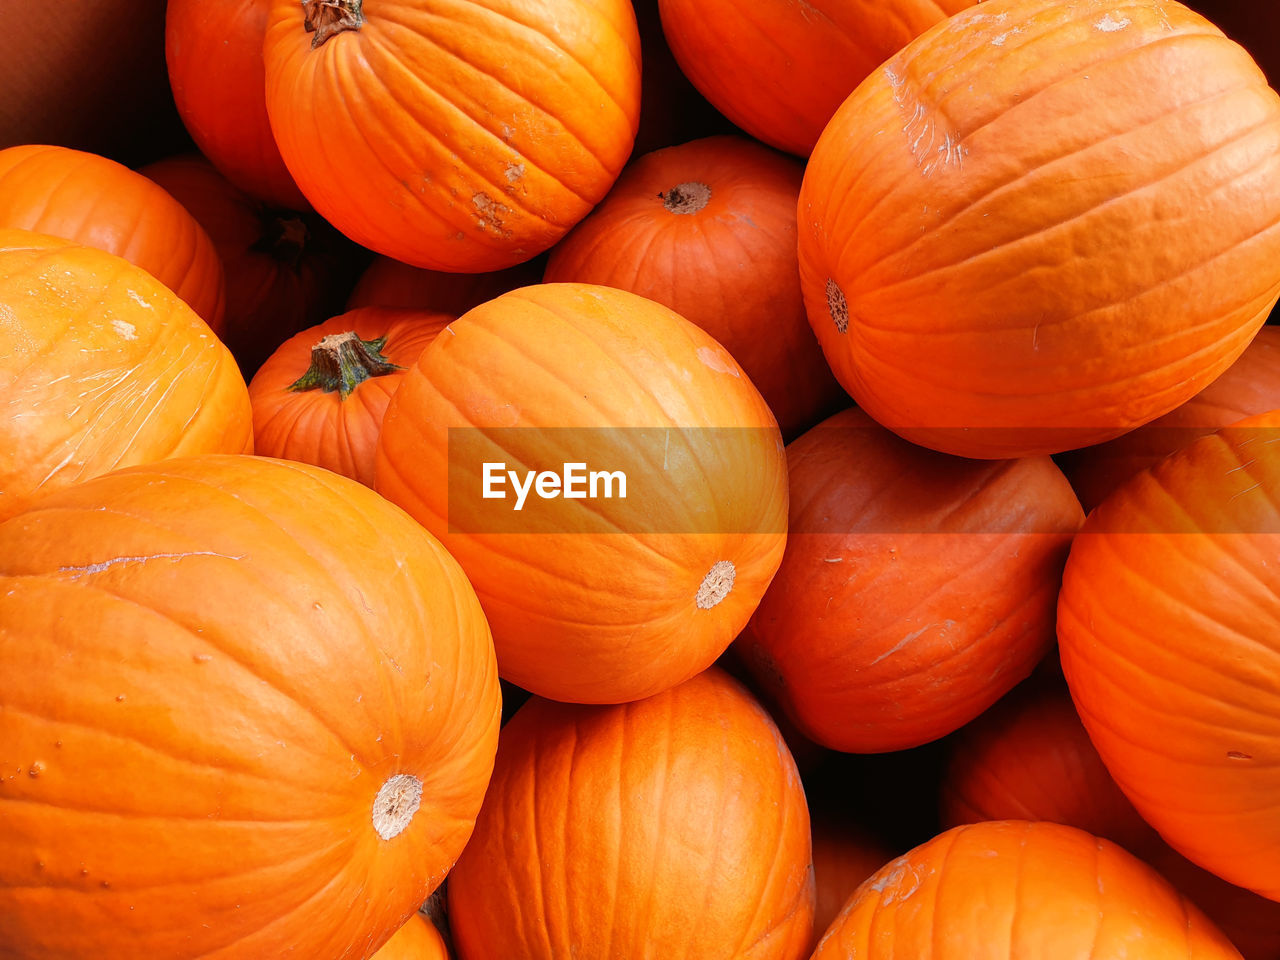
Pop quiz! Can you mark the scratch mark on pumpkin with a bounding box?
[695,346,740,377]
[885,67,967,176]
[111,319,138,341]
[1229,481,1262,502]
[57,551,244,578]
[1095,13,1130,31]
[663,429,670,471]
[870,620,956,666]
[125,290,153,310]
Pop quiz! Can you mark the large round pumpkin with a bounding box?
[0,454,501,958]
[447,667,814,959]
[0,229,251,522]
[262,0,642,272]
[375,282,788,704]
[798,0,1280,459]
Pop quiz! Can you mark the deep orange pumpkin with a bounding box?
[657,0,975,156]
[0,229,251,522]
[250,307,452,487]
[543,135,845,439]
[373,914,449,960]
[809,815,895,955]
[798,0,1280,459]
[375,283,788,704]
[0,454,501,959]
[262,0,642,272]
[736,407,1083,753]
[447,667,814,959]
[346,253,545,314]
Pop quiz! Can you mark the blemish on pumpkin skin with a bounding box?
[1095,13,1131,31]
[504,162,526,183]
[111,319,138,340]
[472,193,513,236]
[695,346,740,377]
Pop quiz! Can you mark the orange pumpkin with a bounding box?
[0,454,501,958]
[373,914,450,960]
[250,307,451,487]
[544,135,845,439]
[347,254,545,314]
[657,0,975,156]
[0,144,226,329]
[798,0,1280,459]
[447,668,814,959]
[262,0,642,272]
[0,229,251,522]
[736,407,1083,753]
[809,815,894,955]
[812,821,1242,958]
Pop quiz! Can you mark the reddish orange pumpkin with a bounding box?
[736,407,1083,753]
[376,283,788,704]
[347,254,545,314]
[0,144,226,329]
[811,821,1242,958]
[544,135,845,439]
[262,0,642,272]
[447,667,814,959]
[250,307,452,487]
[809,815,895,954]
[165,0,308,209]
[0,454,501,958]
[0,229,251,522]
[373,914,449,960]
[798,0,1280,459]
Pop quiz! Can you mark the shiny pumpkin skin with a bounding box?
[798,0,1280,459]
[543,135,845,440]
[375,282,788,704]
[250,307,452,487]
[811,821,1242,959]
[1058,417,1280,901]
[0,229,251,522]
[736,407,1083,753]
[372,914,450,960]
[262,0,642,272]
[0,144,226,329]
[447,667,814,960]
[0,454,501,959]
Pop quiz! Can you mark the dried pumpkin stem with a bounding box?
[660,181,711,214]
[302,0,364,48]
[252,212,309,268]
[288,330,401,399]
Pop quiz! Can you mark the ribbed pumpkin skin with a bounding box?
[0,455,501,959]
[375,283,788,704]
[0,230,251,522]
[657,0,975,156]
[447,668,814,960]
[250,307,452,486]
[811,821,1242,959]
[0,144,226,329]
[736,407,1083,753]
[262,0,642,272]
[373,914,450,960]
[1058,420,1280,901]
[543,135,845,440]
[347,253,545,313]
[165,0,308,210]
[798,0,1280,459]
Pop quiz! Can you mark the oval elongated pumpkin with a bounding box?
[0,144,226,329]
[0,454,501,959]
[375,283,788,704]
[447,668,814,959]
[0,229,251,522]
[262,0,642,272]
[799,0,1280,459]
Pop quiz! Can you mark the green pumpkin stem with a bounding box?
[302,0,364,48]
[287,331,401,399]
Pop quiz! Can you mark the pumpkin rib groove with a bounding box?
[1082,839,1104,960]
[1006,824,1030,954]
[0,791,353,826]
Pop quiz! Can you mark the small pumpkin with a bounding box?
[373,914,450,960]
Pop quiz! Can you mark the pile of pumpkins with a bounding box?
[2,0,1279,957]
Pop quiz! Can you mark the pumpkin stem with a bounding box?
[302,0,364,48]
[288,330,402,399]
[660,181,711,215]
[826,278,849,334]
[696,560,736,609]
[252,212,310,269]
[372,773,423,841]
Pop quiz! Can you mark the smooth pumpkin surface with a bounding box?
[0,229,251,522]
[263,0,642,272]
[372,914,450,960]
[0,144,226,329]
[0,454,501,959]
[809,815,895,956]
[375,282,788,704]
[447,667,814,959]
[798,0,1280,458]
[347,253,545,314]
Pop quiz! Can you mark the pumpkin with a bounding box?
[347,254,545,314]
[1058,414,1280,901]
[0,144,226,329]
[447,667,814,959]
[735,407,1083,753]
[250,307,452,487]
[543,135,845,439]
[262,0,642,272]
[657,0,975,156]
[165,0,309,209]
[375,282,788,704]
[798,0,1280,459]
[0,454,501,958]
[1058,326,1280,512]
[811,821,1242,958]
[809,814,895,955]
[142,153,359,376]
[0,229,251,522]
[1182,1,1280,87]
[373,914,450,960]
